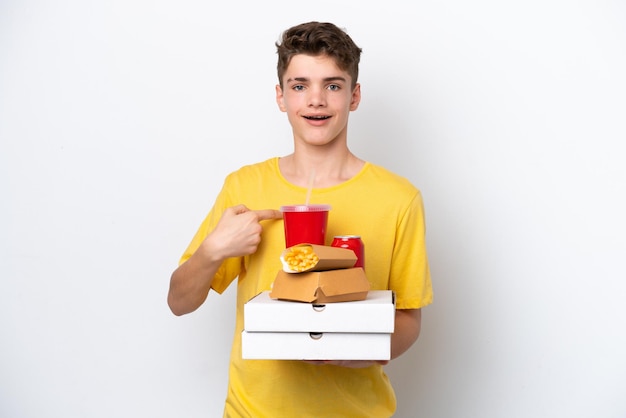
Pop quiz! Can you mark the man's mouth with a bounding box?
[304,115,331,120]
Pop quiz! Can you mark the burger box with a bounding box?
[270,267,370,303]
[241,290,395,360]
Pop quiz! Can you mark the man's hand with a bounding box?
[205,204,282,260]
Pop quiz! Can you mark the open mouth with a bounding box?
[304,115,331,120]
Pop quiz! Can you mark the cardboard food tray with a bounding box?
[280,244,357,273]
[270,267,370,303]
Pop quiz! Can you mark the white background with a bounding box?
[1,1,625,417]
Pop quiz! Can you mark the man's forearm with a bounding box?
[390,309,422,359]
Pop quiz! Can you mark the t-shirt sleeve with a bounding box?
[389,190,433,309]
[177,175,242,294]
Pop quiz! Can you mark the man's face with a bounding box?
[276,54,361,148]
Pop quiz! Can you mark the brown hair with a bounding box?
[276,22,362,89]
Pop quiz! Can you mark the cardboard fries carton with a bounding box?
[280,244,356,273]
[270,267,370,303]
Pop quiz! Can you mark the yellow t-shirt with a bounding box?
[180,157,433,418]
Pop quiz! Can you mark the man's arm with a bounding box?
[167,205,282,316]
[391,308,421,359]
[167,239,223,316]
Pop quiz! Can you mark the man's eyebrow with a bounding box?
[286,76,348,83]
[324,76,347,83]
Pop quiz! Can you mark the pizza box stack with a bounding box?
[242,244,395,360]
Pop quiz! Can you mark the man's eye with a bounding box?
[327,84,341,91]
[293,85,305,91]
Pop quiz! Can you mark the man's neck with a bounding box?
[278,149,365,188]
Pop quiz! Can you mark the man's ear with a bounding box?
[276,85,287,112]
[350,83,361,111]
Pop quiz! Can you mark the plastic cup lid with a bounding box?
[280,204,331,212]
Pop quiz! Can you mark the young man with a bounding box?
[168,21,433,417]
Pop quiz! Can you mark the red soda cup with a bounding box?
[280,204,331,248]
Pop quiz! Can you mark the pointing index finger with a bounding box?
[254,209,283,221]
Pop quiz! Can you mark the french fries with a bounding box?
[283,245,319,272]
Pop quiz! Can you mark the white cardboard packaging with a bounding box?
[242,290,395,360]
[244,290,395,333]
[242,330,390,360]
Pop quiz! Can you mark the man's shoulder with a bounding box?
[365,162,419,192]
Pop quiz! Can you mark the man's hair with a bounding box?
[276,22,362,89]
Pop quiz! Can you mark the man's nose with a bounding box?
[307,87,327,107]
